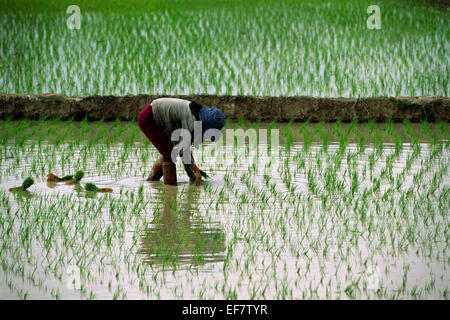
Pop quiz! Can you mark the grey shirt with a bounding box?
[152,98,196,163]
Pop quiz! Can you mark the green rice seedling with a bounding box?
[73,170,85,181]
[267,118,277,135]
[235,118,246,129]
[347,118,358,136]
[374,130,383,156]
[367,119,376,135]
[298,118,311,135]
[85,182,112,193]
[332,118,342,137]
[1,1,448,97]
[9,177,34,192]
[436,119,447,136]
[281,119,295,152]
[320,131,329,153]
[184,166,210,183]
[303,129,312,153]
[383,118,394,137]
[46,172,76,182]
[338,134,348,155]
[251,118,262,130]
[1,118,449,299]
[49,170,85,185]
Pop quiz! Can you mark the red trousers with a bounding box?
[138,103,173,162]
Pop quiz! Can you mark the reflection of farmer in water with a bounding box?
[140,185,225,266]
[138,98,226,186]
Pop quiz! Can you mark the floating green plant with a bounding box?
[85,182,113,193]
[47,171,85,184]
[9,177,34,192]
[64,171,85,184]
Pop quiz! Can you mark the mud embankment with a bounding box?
[0,93,448,122]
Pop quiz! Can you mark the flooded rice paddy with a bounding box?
[0,118,448,299]
[2,0,449,97]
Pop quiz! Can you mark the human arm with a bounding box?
[183,154,202,185]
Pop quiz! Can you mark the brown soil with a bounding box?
[0,93,448,122]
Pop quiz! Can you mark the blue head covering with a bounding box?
[199,107,226,140]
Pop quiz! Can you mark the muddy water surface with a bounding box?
[0,121,448,299]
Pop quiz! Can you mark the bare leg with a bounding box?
[147,157,164,181]
[162,162,177,185]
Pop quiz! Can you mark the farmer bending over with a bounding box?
[138,98,226,185]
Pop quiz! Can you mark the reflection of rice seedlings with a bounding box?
[140,187,225,266]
